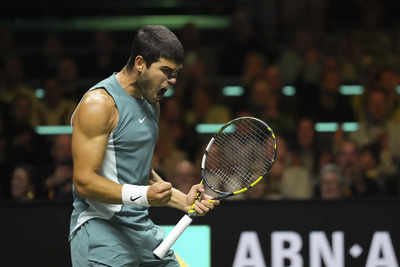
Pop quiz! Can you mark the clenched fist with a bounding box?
[147,181,172,206]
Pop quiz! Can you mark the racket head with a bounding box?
[200,117,277,198]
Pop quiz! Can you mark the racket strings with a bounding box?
[204,119,276,192]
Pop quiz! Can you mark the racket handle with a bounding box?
[153,214,193,259]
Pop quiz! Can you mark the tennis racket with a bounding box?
[153,116,278,258]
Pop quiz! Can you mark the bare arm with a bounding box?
[72,89,123,203]
[72,89,173,205]
[149,169,219,214]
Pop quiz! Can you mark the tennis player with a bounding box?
[69,25,219,267]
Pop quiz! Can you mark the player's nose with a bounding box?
[168,77,176,87]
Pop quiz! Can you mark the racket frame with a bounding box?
[153,116,277,259]
[201,116,277,199]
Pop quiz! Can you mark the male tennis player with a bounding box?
[69,25,219,267]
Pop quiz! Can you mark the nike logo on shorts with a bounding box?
[139,117,146,123]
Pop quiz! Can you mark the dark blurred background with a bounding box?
[2,0,400,204]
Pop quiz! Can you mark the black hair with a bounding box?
[126,25,184,70]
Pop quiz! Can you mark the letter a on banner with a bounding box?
[233,231,266,267]
[366,232,399,267]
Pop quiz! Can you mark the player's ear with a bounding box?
[134,55,146,74]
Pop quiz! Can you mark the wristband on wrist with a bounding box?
[121,184,150,207]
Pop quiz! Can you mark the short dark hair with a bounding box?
[127,25,184,70]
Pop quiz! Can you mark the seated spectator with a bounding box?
[314,70,355,122]
[38,78,76,125]
[185,82,231,126]
[241,52,266,87]
[10,164,36,202]
[83,31,123,77]
[170,159,200,194]
[261,92,296,139]
[281,164,313,199]
[315,164,344,200]
[0,57,41,126]
[154,119,187,179]
[56,57,81,100]
[291,117,318,176]
[45,160,73,201]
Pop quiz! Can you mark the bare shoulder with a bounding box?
[73,89,118,135]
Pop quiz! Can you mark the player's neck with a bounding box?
[116,67,144,99]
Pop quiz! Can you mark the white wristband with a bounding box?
[121,184,150,207]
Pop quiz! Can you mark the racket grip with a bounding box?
[153,214,193,259]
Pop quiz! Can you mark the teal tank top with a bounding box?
[70,73,159,238]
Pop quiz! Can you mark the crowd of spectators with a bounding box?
[1,1,400,202]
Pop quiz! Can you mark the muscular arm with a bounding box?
[72,89,123,203]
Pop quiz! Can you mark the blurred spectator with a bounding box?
[36,135,73,200]
[162,98,198,158]
[50,134,72,165]
[83,31,123,77]
[278,30,313,84]
[246,78,271,117]
[241,52,266,87]
[10,164,36,202]
[302,48,323,86]
[263,160,284,200]
[378,68,400,121]
[281,165,313,199]
[37,78,76,125]
[314,70,355,122]
[275,136,293,167]
[292,117,318,176]
[219,9,260,76]
[335,139,380,198]
[0,56,39,115]
[56,57,81,100]
[7,122,50,168]
[45,161,73,201]
[335,139,359,173]
[28,34,65,80]
[315,164,344,200]
[349,90,400,161]
[154,119,187,179]
[185,82,231,127]
[179,23,219,75]
[170,159,200,194]
[261,92,296,139]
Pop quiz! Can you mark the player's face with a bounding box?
[138,58,182,104]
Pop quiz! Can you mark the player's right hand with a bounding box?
[147,181,172,206]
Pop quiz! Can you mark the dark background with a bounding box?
[2,200,398,267]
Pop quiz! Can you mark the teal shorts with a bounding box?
[70,219,180,267]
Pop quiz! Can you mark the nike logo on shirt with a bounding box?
[139,117,146,123]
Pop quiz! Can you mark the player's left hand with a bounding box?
[186,184,220,216]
